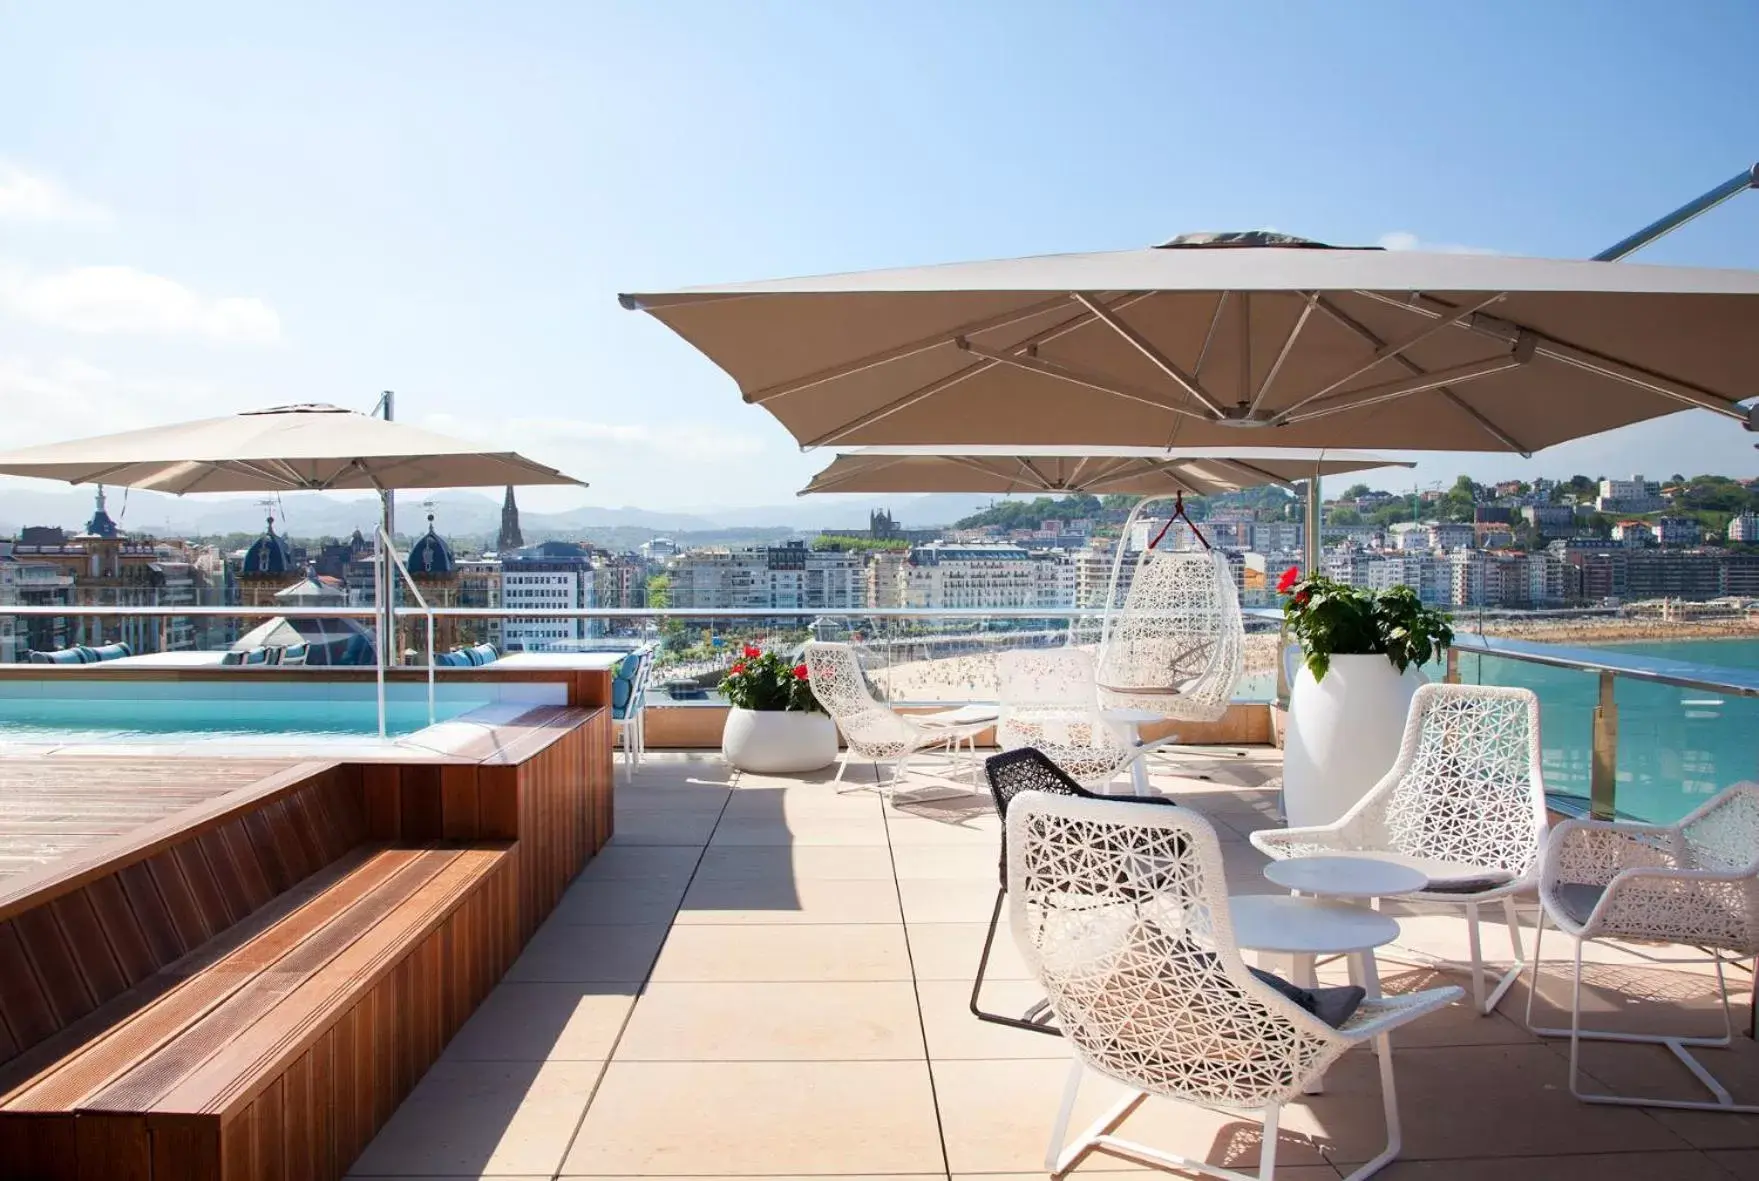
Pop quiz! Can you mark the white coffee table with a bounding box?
[1101,707,1167,797]
[1264,855,1427,900]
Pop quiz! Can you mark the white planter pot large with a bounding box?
[721,707,839,774]
[1282,654,1427,828]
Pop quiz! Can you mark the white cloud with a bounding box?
[1377,231,1500,255]
[0,263,282,342]
[0,356,234,449]
[0,162,112,225]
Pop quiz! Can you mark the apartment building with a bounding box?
[902,542,1073,610]
[668,541,861,612]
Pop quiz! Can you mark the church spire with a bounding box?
[496,485,524,552]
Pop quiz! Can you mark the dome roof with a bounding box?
[241,516,295,577]
[408,515,455,578]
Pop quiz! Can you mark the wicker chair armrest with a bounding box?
[1540,818,1680,893]
[1249,824,1351,861]
[1575,864,1758,944]
[1334,985,1464,1044]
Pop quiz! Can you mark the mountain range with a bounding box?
[0,485,998,541]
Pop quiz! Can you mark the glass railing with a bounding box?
[1446,634,1759,824]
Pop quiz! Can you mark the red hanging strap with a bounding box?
[1146,492,1211,551]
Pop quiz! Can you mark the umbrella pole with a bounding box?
[373,522,387,738]
[1303,468,1321,579]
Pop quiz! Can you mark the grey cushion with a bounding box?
[1347,850,1516,894]
[1249,968,1366,1029]
[1554,882,1606,925]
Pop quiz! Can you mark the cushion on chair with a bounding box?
[278,643,309,666]
[241,647,270,666]
[1345,850,1516,893]
[1553,883,1606,925]
[1247,968,1366,1028]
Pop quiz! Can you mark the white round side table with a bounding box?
[1264,855,1427,900]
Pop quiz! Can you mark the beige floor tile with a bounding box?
[551,877,689,925]
[931,1057,1331,1174]
[694,843,898,881]
[891,841,999,882]
[1323,964,1538,1048]
[614,783,731,813]
[949,1172,1334,1180]
[576,842,701,882]
[606,809,718,845]
[1547,1033,1759,1150]
[907,922,1031,983]
[1708,1148,1759,1178]
[350,1059,603,1176]
[443,982,635,1062]
[708,816,892,846]
[885,816,1001,846]
[1309,1043,1689,1162]
[561,1060,944,1175]
[1329,1151,1729,1178]
[624,753,740,789]
[504,922,669,984]
[917,979,1065,1060]
[615,981,924,1061]
[720,783,885,819]
[897,877,1004,924]
[651,922,913,982]
[677,875,903,924]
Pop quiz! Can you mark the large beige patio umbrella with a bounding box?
[0,403,581,493]
[800,445,1411,497]
[622,232,1759,454]
[0,402,585,733]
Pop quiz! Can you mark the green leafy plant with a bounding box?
[1277,568,1453,682]
[719,644,822,712]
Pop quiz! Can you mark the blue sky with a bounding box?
[1,0,1755,519]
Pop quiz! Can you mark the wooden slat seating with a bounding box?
[0,842,517,1180]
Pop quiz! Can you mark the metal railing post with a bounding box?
[1590,670,1619,820]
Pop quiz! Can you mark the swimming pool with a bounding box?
[0,681,564,744]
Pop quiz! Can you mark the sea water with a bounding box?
[1457,637,1759,823]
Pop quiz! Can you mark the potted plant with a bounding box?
[1276,568,1454,826]
[719,643,838,774]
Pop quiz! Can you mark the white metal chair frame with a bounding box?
[996,648,1179,791]
[1009,792,1459,1180]
[1525,783,1759,1113]
[1094,495,1246,726]
[803,641,994,793]
[1252,684,1549,1015]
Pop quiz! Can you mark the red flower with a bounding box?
[742,644,761,659]
[1276,565,1301,594]
[1293,590,1309,608]
[730,660,747,674]
[793,663,809,680]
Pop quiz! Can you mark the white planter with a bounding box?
[721,707,839,774]
[1282,654,1427,828]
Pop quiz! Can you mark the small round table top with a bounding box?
[1264,855,1428,900]
[1101,707,1168,727]
[1229,894,1401,955]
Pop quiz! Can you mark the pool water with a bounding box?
[0,691,491,742]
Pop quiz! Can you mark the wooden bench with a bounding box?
[0,841,516,1180]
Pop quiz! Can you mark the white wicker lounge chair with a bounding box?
[1526,782,1759,1112]
[1009,792,1460,1180]
[1251,684,1548,1015]
[997,647,1177,791]
[803,641,995,792]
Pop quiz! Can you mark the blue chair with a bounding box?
[612,645,655,782]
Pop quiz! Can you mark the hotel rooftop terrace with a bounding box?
[339,748,1759,1181]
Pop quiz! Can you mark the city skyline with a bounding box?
[3,3,1758,514]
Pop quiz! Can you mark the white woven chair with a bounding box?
[997,648,1177,791]
[1251,684,1548,1015]
[803,641,996,792]
[1009,792,1460,1180]
[1526,783,1759,1112]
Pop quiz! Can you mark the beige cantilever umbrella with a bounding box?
[801,445,1411,497]
[0,403,581,493]
[622,232,1759,455]
[0,402,585,734]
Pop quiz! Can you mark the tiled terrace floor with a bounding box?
[349,748,1759,1180]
